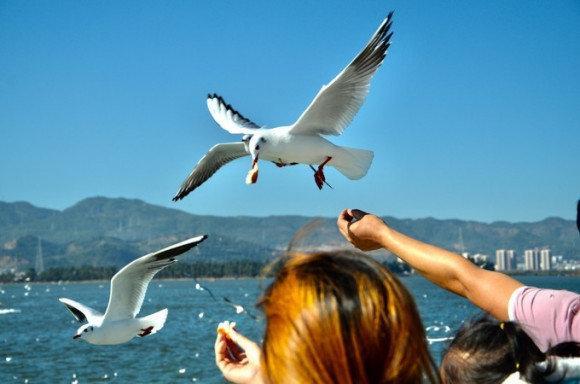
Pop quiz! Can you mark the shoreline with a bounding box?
[1,271,578,286]
[0,276,263,286]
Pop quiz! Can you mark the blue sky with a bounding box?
[1,1,579,222]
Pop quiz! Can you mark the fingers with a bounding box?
[339,208,368,223]
[339,208,353,221]
[338,208,387,251]
[217,321,261,362]
[216,321,234,362]
[226,329,258,358]
[350,209,368,221]
[337,208,366,242]
[337,210,350,237]
[215,333,229,368]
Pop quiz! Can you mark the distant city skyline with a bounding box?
[1,1,579,222]
[493,247,576,272]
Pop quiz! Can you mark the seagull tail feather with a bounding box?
[139,308,168,335]
[333,147,374,180]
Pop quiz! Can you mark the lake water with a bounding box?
[1,276,578,383]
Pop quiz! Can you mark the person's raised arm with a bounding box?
[337,209,523,320]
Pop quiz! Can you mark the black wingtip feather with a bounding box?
[205,93,260,129]
[154,235,208,261]
[60,301,87,323]
[172,190,185,202]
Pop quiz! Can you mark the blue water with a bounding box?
[1,276,578,383]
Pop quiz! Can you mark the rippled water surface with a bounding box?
[1,276,578,383]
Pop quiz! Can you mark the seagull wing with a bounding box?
[58,297,102,324]
[207,94,260,134]
[172,142,248,201]
[290,12,394,136]
[102,235,207,322]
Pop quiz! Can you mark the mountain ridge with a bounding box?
[1,197,578,271]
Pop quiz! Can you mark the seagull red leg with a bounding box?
[314,156,332,190]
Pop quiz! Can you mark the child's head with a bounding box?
[259,250,438,384]
[440,315,579,383]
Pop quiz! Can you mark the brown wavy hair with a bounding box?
[258,250,439,384]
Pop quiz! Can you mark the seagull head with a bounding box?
[73,324,94,341]
[248,135,267,163]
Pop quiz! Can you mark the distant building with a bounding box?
[524,249,540,271]
[495,249,516,271]
[496,250,507,271]
[506,250,516,270]
[540,249,551,271]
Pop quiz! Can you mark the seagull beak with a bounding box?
[73,334,81,339]
[246,155,259,185]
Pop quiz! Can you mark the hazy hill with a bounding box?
[0,197,578,271]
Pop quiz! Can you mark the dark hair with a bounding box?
[440,314,580,383]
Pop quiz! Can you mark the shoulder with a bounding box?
[508,286,580,351]
[509,286,579,321]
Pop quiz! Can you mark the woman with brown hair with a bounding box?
[214,250,439,384]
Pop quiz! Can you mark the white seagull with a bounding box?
[173,12,394,201]
[58,235,207,345]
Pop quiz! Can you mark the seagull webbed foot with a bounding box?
[273,159,299,167]
[138,326,154,337]
[313,156,333,190]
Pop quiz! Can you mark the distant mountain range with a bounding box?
[0,197,578,271]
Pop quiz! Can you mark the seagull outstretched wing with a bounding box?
[58,298,102,324]
[102,235,207,322]
[290,12,393,136]
[207,94,260,134]
[173,142,248,201]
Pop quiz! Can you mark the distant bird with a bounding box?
[173,12,394,201]
[58,235,207,345]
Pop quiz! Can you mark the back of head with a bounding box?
[259,250,438,384]
[440,315,573,384]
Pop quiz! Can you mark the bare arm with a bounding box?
[337,209,523,320]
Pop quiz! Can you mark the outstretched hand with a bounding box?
[215,321,264,384]
[337,209,389,251]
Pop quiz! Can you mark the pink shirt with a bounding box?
[508,286,580,352]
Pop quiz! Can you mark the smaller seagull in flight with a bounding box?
[173,12,394,201]
[59,235,207,345]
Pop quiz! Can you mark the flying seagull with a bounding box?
[173,12,394,201]
[58,235,207,345]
